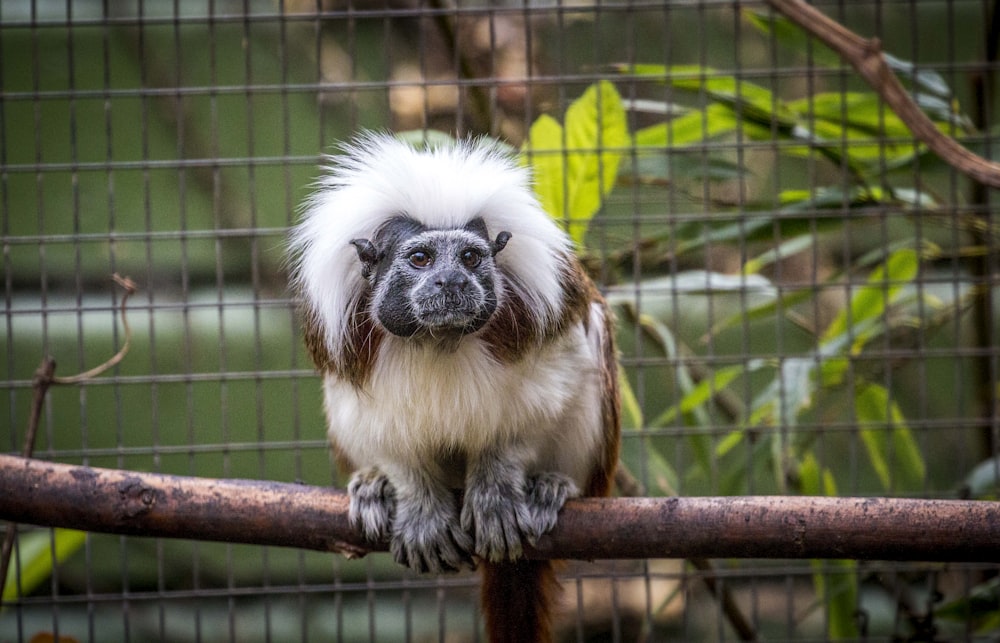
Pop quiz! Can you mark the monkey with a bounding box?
[289,133,620,643]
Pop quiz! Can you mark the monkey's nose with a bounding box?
[435,270,470,294]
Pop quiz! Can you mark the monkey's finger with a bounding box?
[390,527,474,574]
[521,472,577,544]
[470,511,528,562]
[347,468,398,542]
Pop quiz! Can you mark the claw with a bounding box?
[461,479,533,562]
[391,492,474,574]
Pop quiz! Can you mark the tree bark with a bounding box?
[2,454,998,562]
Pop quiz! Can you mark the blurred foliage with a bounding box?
[514,10,991,640]
[4,3,999,641]
[2,530,86,605]
[523,80,630,247]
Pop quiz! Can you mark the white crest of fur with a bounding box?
[289,133,573,358]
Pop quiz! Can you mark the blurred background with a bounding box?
[3,0,1000,640]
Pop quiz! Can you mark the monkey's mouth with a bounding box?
[414,294,494,335]
[417,304,488,333]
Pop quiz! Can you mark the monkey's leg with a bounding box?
[388,465,475,574]
[461,451,535,562]
[347,466,396,542]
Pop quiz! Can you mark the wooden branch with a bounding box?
[2,454,998,562]
[765,0,1000,188]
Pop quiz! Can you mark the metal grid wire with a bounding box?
[2,0,999,641]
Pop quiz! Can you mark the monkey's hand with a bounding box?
[462,466,579,562]
[461,472,530,562]
[522,472,579,545]
[347,467,397,542]
[460,450,578,562]
[391,480,475,574]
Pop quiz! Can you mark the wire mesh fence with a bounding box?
[2,0,999,641]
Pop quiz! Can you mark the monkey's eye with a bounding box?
[408,250,433,268]
[459,248,482,269]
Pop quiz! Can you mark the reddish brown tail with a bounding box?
[481,559,559,643]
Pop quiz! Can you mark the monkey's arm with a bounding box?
[350,460,475,574]
[462,447,579,562]
[462,299,616,563]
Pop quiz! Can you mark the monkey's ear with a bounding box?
[491,231,512,256]
[350,238,380,278]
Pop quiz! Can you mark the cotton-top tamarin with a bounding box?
[289,133,620,643]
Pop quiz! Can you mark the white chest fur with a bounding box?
[322,317,605,485]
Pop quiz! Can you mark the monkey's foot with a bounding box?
[347,467,396,543]
[392,497,474,574]
[522,472,579,545]
[461,478,533,563]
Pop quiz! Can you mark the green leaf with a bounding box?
[563,81,629,241]
[634,104,742,148]
[3,529,87,602]
[718,436,775,496]
[820,247,920,354]
[624,148,749,185]
[782,90,968,174]
[640,314,714,474]
[785,92,935,170]
[815,560,861,639]
[742,234,816,275]
[659,362,752,425]
[777,185,885,211]
[744,358,818,438]
[788,93,912,138]
[936,576,1000,627]
[715,428,746,459]
[799,452,838,497]
[703,189,918,340]
[797,453,859,638]
[619,369,644,431]
[855,382,926,491]
[620,428,680,497]
[882,51,953,100]
[961,456,1000,499]
[745,10,957,103]
[669,209,842,258]
[522,81,629,247]
[743,10,844,68]
[626,64,798,129]
[524,114,568,230]
[704,284,813,340]
[780,357,818,424]
[818,356,850,388]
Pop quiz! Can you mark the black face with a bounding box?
[351,216,511,341]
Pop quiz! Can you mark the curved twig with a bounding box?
[52,274,137,385]
[765,0,1000,188]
